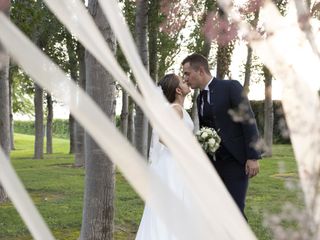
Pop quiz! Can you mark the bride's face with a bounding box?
[178,76,191,96]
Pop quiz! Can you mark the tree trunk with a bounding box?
[9,62,14,150]
[190,0,213,132]
[127,97,135,144]
[66,34,78,155]
[148,0,159,83]
[135,106,149,155]
[74,42,86,167]
[69,115,74,154]
[120,89,128,136]
[80,1,116,239]
[147,0,159,153]
[46,93,53,154]
[0,3,10,201]
[243,9,259,95]
[134,0,149,157]
[263,66,274,157]
[216,41,235,79]
[74,119,85,167]
[243,45,253,95]
[9,110,14,150]
[34,83,44,159]
[33,35,45,160]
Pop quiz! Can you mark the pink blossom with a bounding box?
[159,0,194,35]
[203,12,238,45]
[0,0,10,12]
[239,0,264,15]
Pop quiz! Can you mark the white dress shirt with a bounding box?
[200,78,213,115]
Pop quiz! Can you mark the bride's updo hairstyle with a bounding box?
[157,74,180,103]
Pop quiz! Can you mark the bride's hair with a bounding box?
[158,74,180,103]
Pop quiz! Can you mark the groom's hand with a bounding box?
[245,160,260,178]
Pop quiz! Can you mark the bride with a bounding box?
[135,73,193,240]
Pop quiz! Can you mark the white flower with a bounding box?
[205,128,212,135]
[201,132,208,139]
[208,138,216,148]
[195,127,221,156]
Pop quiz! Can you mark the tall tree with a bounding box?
[11,0,68,159]
[243,45,253,94]
[134,0,149,157]
[9,62,14,150]
[243,7,260,95]
[215,8,236,79]
[0,0,10,203]
[118,0,135,142]
[31,1,46,159]
[46,93,53,154]
[148,0,160,83]
[263,66,273,157]
[120,89,129,136]
[261,0,288,156]
[68,97,74,156]
[66,33,79,154]
[188,0,215,132]
[10,0,76,159]
[189,0,216,56]
[116,50,130,140]
[80,1,116,239]
[147,0,160,150]
[74,42,86,167]
[120,0,190,142]
[127,98,135,144]
[33,37,44,159]
[34,82,44,159]
[11,1,51,159]
[10,68,34,123]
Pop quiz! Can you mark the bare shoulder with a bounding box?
[171,104,183,118]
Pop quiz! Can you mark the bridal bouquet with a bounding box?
[196,127,221,157]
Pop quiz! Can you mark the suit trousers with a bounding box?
[211,144,248,219]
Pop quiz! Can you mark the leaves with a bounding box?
[9,1,74,116]
[311,2,320,17]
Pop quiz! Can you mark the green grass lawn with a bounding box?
[0,134,305,239]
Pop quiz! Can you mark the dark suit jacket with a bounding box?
[198,78,261,164]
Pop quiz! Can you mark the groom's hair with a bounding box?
[158,74,180,103]
[182,53,211,74]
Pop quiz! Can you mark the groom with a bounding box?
[182,53,261,218]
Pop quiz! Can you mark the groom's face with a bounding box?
[182,62,200,89]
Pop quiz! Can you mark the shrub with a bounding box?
[14,119,69,139]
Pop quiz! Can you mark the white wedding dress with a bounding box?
[135,104,194,240]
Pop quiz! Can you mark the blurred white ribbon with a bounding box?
[0,0,258,238]
[218,0,320,230]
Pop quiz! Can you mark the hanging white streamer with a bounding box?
[218,0,320,229]
[0,13,214,240]
[0,0,259,239]
[43,0,256,239]
[98,0,255,237]
[256,1,320,226]
[40,0,145,113]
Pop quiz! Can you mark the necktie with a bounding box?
[200,90,208,116]
[202,90,208,104]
